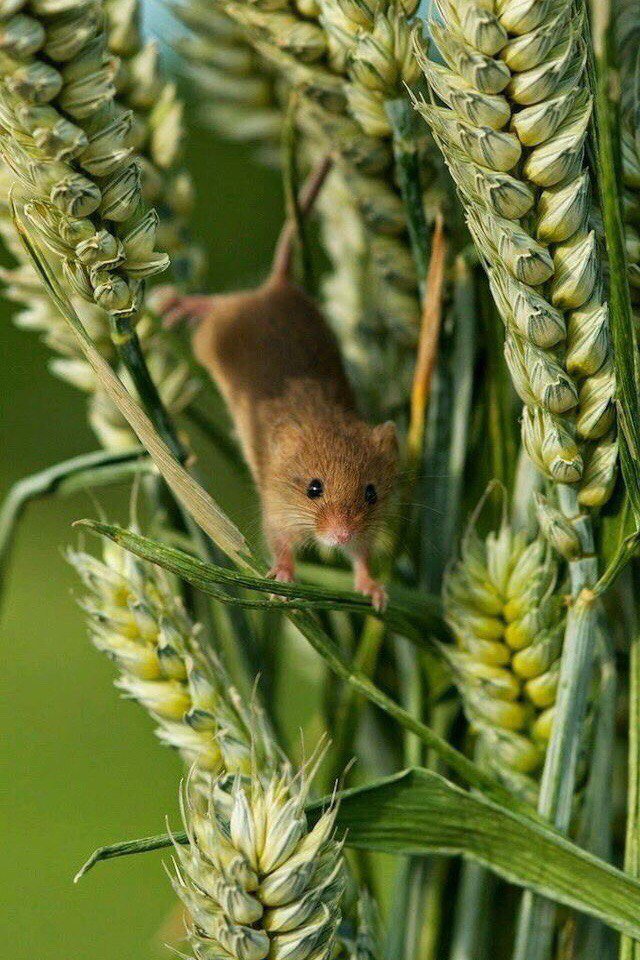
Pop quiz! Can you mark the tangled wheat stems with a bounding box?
[8,2,638,957]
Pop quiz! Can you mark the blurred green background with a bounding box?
[0,119,286,958]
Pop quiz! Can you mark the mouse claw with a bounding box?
[355,574,388,613]
[267,563,294,602]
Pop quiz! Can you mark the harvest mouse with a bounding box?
[157,158,398,610]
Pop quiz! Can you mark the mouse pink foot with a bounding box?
[354,571,387,612]
[267,555,295,602]
[268,563,294,584]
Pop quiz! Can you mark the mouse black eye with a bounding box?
[365,483,377,505]
[307,478,324,499]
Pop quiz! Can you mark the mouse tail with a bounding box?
[270,154,334,284]
[149,285,215,331]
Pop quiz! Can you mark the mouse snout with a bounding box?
[325,526,352,546]
[316,509,358,548]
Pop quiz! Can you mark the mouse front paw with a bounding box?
[268,563,294,583]
[267,561,294,602]
[355,573,388,613]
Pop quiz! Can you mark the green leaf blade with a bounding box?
[77,767,640,943]
[318,769,640,941]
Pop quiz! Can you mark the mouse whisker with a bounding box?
[401,502,448,516]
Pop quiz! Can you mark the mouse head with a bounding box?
[265,419,399,552]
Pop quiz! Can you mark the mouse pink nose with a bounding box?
[330,526,352,545]
[317,516,355,547]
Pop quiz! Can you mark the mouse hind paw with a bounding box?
[354,568,388,613]
[150,286,213,330]
[362,581,388,613]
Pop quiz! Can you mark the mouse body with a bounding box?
[158,167,398,609]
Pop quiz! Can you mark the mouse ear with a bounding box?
[372,420,399,458]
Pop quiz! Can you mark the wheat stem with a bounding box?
[386,96,430,281]
[109,315,187,462]
[621,576,640,960]
[513,495,599,960]
[408,210,447,467]
[571,639,616,957]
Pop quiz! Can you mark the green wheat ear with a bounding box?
[172,757,345,960]
[0,7,166,312]
[414,0,617,509]
[443,506,568,804]
[69,539,276,786]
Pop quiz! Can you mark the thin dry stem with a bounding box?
[408,210,447,466]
